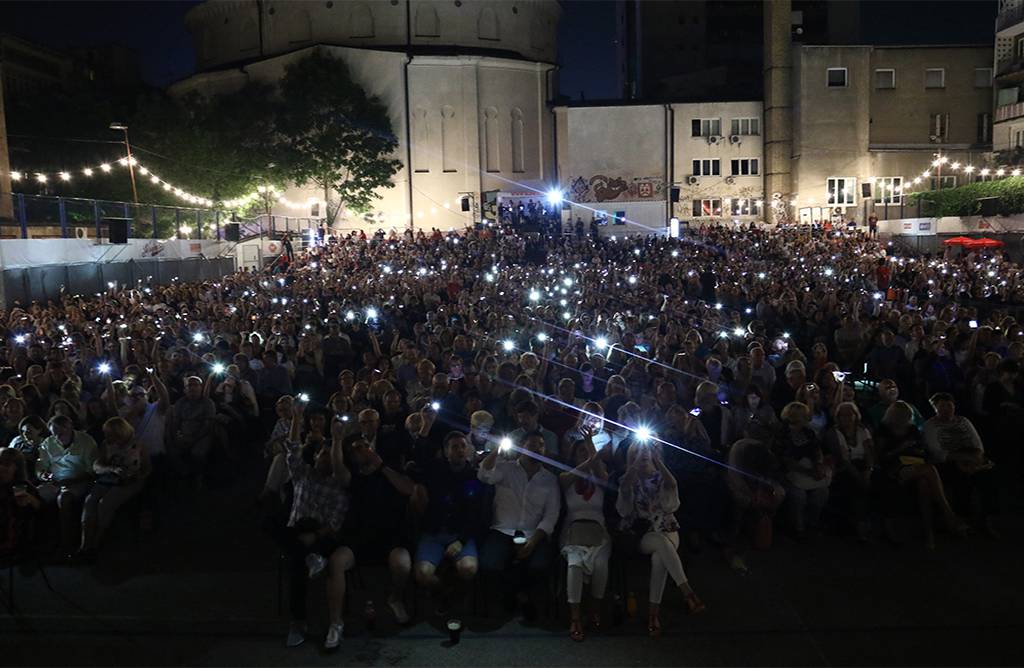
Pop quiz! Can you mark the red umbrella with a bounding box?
[943,236,974,246]
[963,237,1005,249]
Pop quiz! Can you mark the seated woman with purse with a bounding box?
[78,417,151,561]
[876,400,967,550]
[559,427,611,642]
[615,439,705,638]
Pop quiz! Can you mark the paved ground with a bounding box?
[3,468,1023,666]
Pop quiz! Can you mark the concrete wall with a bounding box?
[185,0,560,70]
[554,104,668,233]
[793,44,994,224]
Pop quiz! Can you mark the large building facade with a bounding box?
[554,100,764,232]
[994,0,1024,153]
[789,44,993,224]
[174,0,560,229]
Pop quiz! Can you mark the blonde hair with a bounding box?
[881,400,914,429]
[470,410,495,429]
[781,401,811,425]
[102,416,135,445]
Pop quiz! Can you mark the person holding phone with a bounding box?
[37,415,98,556]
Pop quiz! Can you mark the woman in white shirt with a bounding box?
[559,427,610,642]
[616,441,705,637]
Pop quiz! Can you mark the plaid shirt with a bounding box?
[285,440,349,532]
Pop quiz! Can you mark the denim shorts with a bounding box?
[415,532,478,566]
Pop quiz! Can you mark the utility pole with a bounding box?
[0,61,13,221]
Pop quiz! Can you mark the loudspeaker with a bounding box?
[861,183,872,198]
[670,186,680,203]
[978,197,1000,217]
[461,197,471,212]
[224,222,241,242]
[107,219,128,244]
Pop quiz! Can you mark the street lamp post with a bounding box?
[110,122,138,204]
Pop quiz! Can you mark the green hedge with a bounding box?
[908,176,1024,217]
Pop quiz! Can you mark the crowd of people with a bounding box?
[1,219,1021,650]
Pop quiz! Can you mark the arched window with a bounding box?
[415,6,440,37]
[441,106,457,172]
[349,2,374,38]
[511,107,525,173]
[484,107,500,173]
[478,7,499,41]
[412,108,430,173]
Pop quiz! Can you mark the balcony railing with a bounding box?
[996,101,1024,123]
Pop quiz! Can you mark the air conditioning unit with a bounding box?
[707,134,722,145]
[729,134,741,144]
[725,176,736,185]
[687,175,701,186]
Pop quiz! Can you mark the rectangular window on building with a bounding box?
[874,69,896,89]
[826,68,848,87]
[974,67,993,88]
[873,177,903,205]
[730,158,759,176]
[730,118,760,135]
[729,198,756,215]
[692,199,722,217]
[1017,37,1024,59]
[929,113,949,142]
[692,118,722,137]
[827,177,856,205]
[977,113,991,144]
[1015,128,1024,148]
[925,68,945,89]
[692,159,721,176]
[930,175,957,189]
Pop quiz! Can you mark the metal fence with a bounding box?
[2,256,236,307]
[1,192,326,242]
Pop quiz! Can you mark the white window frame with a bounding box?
[826,68,848,88]
[925,68,946,89]
[692,118,722,137]
[930,175,957,190]
[730,158,759,176]
[827,177,856,206]
[1017,37,1024,59]
[874,68,896,89]
[730,117,760,136]
[974,67,993,88]
[692,198,722,217]
[729,198,757,215]
[929,113,949,142]
[691,159,721,176]
[873,177,903,205]
[1015,127,1024,148]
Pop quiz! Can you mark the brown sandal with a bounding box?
[685,592,706,615]
[570,620,585,642]
[647,612,662,637]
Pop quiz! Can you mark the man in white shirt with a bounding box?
[478,431,560,621]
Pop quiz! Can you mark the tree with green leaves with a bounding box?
[275,49,401,226]
[130,82,284,210]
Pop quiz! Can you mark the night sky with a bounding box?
[0,0,1000,97]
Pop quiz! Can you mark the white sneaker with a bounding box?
[388,599,411,625]
[285,622,306,648]
[324,623,344,650]
[305,553,327,579]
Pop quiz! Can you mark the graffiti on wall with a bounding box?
[568,175,666,203]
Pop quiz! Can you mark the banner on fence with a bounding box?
[0,239,230,269]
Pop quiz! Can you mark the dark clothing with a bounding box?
[479,529,553,595]
[416,461,488,540]
[343,466,410,562]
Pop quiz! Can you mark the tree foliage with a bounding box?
[909,177,1024,217]
[274,49,402,225]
